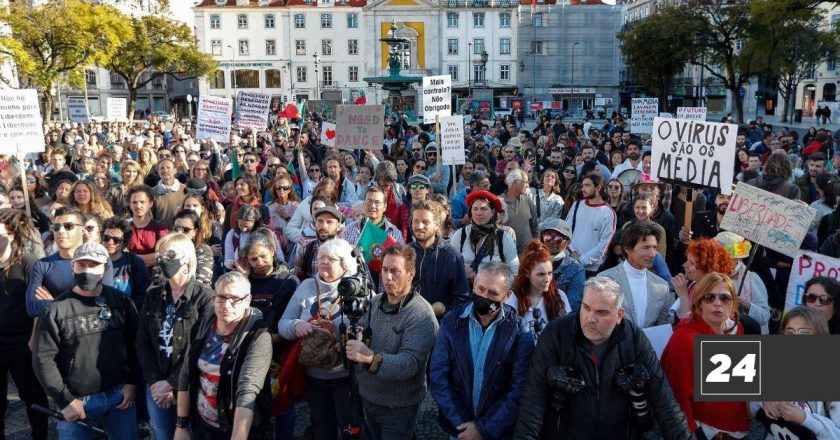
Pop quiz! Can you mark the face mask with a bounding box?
[472,295,502,316]
[74,271,103,291]
[158,257,183,279]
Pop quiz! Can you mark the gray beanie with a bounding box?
[374,160,398,183]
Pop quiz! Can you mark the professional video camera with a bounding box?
[337,273,374,321]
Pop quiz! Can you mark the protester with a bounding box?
[508,240,571,340]
[802,276,840,334]
[450,189,520,280]
[101,215,151,309]
[564,173,616,275]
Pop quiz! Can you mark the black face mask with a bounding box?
[473,295,502,316]
[74,271,103,292]
[158,257,183,279]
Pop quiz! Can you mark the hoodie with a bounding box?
[409,238,471,312]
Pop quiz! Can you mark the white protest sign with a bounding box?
[0,89,45,154]
[642,324,673,359]
[631,98,658,134]
[650,117,737,194]
[320,121,336,147]
[422,75,452,123]
[676,106,707,121]
[106,97,127,122]
[785,251,840,312]
[67,98,90,123]
[719,182,816,257]
[235,91,271,131]
[439,115,465,166]
[335,105,385,150]
[195,95,232,143]
[659,112,673,118]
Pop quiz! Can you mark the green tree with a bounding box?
[107,15,218,120]
[0,0,132,121]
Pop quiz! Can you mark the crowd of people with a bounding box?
[1,110,840,440]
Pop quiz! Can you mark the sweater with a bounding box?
[357,292,439,408]
[503,192,539,254]
[564,199,616,272]
[153,183,186,228]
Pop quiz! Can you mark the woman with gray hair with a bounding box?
[278,238,362,440]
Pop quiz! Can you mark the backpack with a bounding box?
[459,226,507,266]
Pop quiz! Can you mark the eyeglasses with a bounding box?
[412,148,421,152]
[364,199,385,207]
[277,185,292,191]
[95,296,112,320]
[193,167,208,172]
[309,168,321,173]
[173,225,194,234]
[784,328,815,335]
[102,234,123,244]
[532,308,544,333]
[608,185,621,190]
[50,222,83,232]
[84,225,97,232]
[94,176,108,181]
[426,152,437,156]
[214,294,250,306]
[409,183,428,190]
[700,293,734,304]
[542,233,569,243]
[804,293,834,306]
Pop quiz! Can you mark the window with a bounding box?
[239,39,249,56]
[830,58,837,71]
[238,14,248,29]
[348,39,358,55]
[296,40,306,56]
[473,38,484,54]
[735,39,743,51]
[322,65,333,86]
[500,12,511,27]
[806,63,816,78]
[500,64,510,81]
[210,14,221,29]
[85,70,97,87]
[500,38,510,55]
[234,70,259,88]
[211,40,222,56]
[447,39,459,55]
[349,66,358,82]
[321,13,332,29]
[210,70,225,89]
[448,65,458,81]
[534,41,547,55]
[473,12,484,27]
[296,66,307,83]
[265,40,276,56]
[265,69,281,88]
[110,72,125,89]
[294,14,305,28]
[264,14,275,29]
[347,13,358,28]
[322,40,332,56]
[447,12,458,28]
[534,13,543,27]
[473,64,484,84]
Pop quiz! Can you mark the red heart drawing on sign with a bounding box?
[326,129,336,140]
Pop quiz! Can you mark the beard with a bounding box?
[628,153,640,161]
[716,203,728,215]
[317,230,337,242]
[583,192,596,200]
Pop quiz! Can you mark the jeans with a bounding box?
[145,384,176,440]
[0,348,48,440]
[56,385,137,440]
[362,399,420,440]
[305,376,352,440]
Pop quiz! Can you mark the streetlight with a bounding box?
[480,50,488,86]
[467,42,473,99]
[186,94,193,122]
[227,45,237,98]
[312,52,320,100]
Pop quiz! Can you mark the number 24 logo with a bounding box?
[706,354,757,383]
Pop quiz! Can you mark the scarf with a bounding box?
[469,217,498,262]
[156,180,180,196]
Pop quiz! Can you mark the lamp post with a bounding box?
[227,45,237,98]
[313,52,320,100]
[468,42,473,99]
[480,49,488,87]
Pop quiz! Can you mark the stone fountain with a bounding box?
[363,20,423,121]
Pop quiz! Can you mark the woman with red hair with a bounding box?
[506,240,571,340]
[672,239,734,320]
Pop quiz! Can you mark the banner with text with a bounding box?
[676,106,708,121]
[719,182,816,257]
[235,91,271,131]
[439,115,465,166]
[422,75,452,123]
[196,95,232,143]
[0,89,45,154]
[650,117,737,194]
[106,97,127,122]
[320,121,336,147]
[68,98,89,123]
[335,105,385,150]
[786,251,840,312]
[631,98,658,134]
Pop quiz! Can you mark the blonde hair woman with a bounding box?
[109,160,143,217]
[137,147,158,180]
[70,180,114,218]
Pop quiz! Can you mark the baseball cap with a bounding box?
[72,241,110,265]
[313,205,343,222]
[540,219,572,239]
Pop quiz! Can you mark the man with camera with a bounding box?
[514,276,691,440]
[345,245,438,440]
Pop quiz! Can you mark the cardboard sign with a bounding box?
[786,251,840,312]
[720,182,816,257]
[195,95,232,143]
[422,75,452,123]
[235,91,270,131]
[67,98,90,123]
[631,98,658,134]
[320,121,336,147]
[335,105,385,150]
[676,106,707,121]
[650,117,737,194]
[0,89,45,154]
[439,115,465,166]
[106,97,127,122]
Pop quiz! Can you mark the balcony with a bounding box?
[365,68,434,77]
[437,0,516,7]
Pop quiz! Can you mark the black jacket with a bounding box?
[248,264,300,332]
[0,254,35,351]
[514,313,691,440]
[136,277,214,387]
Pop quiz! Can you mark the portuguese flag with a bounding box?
[358,220,397,273]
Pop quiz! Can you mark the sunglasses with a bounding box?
[700,293,734,304]
[564,169,575,174]
[804,293,834,306]
[277,185,292,191]
[415,165,427,171]
[50,222,83,232]
[608,185,621,190]
[268,163,281,168]
[95,296,112,320]
[243,159,256,164]
[26,177,37,184]
[84,225,97,232]
[173,225,194,234]
[426,152,437,156]
[102,234,123,244]
[542,233,569,243]
[309,168,321,173]
[784,328,815,335]
[94,176,108,181]
[409,183,428,190]
[532,308,544,334]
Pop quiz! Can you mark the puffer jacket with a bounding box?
[514,313,691,440]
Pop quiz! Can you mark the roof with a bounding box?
[195,0,286,7]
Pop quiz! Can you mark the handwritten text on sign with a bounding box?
[335,105,385,150]
[236,91,271,131]
[785,251,840,312]
[631,98,658,134]
[719,182,816,257]
[676,106,708,121]
[650,117,737,194]
[196,96,232,143]
[67,98,89,123]
[422,75,452,124]
[0,89,45,154]
[439,115,465,166]
[107,97,127,122]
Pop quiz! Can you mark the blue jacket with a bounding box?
[451,189,469,227]
[409,238,471,310]
[552,255,585,312]
[430,303,534,440]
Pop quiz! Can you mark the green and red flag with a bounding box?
[358,220,397,273]
[231,149,240,180]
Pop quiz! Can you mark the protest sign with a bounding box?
[643,324,673,359]
[67,98,90,123]
[659,112,673,118]
[335,105,385,150]
[320,121,336,147]
[719,182,816,257]
[195,95,232,143]
[650,117,737,194]
[106,97,127,122]
[0,89,45,154]
[631,98,658,134]
[235,91,270,131]
[785,251,840,312]
[676,106,707,121]
[422,75,452,123]
[439,115,465,166]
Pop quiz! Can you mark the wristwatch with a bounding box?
[175,416,190,429]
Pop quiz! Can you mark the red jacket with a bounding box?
[660,314,749,433]
[803,140,824,157]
